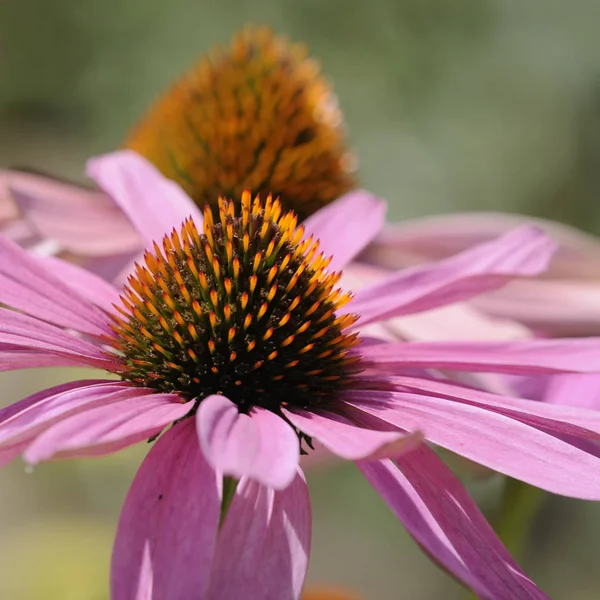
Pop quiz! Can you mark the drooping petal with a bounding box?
[0,345,104,373]
[24,391,191,463]
[0,236,111,336]
[360,338,600,374]
[86,150,203,248]
[282,407,420,460]
[197,395,300,489]
[206,470,311,600]
[302,191,386,271]
[351,227,556,327]
[344,390,600,499]
[0,309,115,370]
[8,170,141,255]
[111,420,221,600]
[358,447,548,599]
[0,380,136,462]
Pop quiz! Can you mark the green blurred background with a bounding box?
[2,1,600,598]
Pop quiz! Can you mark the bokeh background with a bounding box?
[2,1,600,598]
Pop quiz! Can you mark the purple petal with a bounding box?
[86,150,203,247]
[358,447,548,599]
[360,338,600,374]
[282,407,419,460]
[302,191,386,271]
[206,470,311,600]
[344,389,600,499]
[197,395,300,489]
[351,227,556,327]
[24,391,191,463]
[111,420,220,600]
[0,235,111,336]
[8,171,141,256]
[542,374,600,409]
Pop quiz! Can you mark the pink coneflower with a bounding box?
[3,154,600,599]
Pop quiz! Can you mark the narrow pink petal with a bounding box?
[111,419,220,600]
[86,150,203,247]
[358,447,548,599]
[0,380,141,450]
[0,346,102,372]
[197,395,300,489]
[0,309,114,369]
[206,470,311,600]
[302,191,386,271]
[282,407,418,460]
[40,255,121,313]
[351,227,556,327]
[24,392,191,463]
[0,235,111,336]
[360,338,600,374]
[343,390,600,499]
[8,171,141,255]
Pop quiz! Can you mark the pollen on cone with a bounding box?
[124,26,357,220]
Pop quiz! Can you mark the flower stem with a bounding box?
[220,476,238,528]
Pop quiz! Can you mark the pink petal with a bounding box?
[86,150,203,247]
[206,470,311,600]
[0,380,138,459]
[24,391,191,463]
[111,419,220,600]
[343,390,600,499]
[543,374,600,410]
[472,279,600,337]
[8,170,141,256]
[302,191,386,271]
[0,235,111,336]
[197,395,300,489]
[0,309,114,369]
[363,211,600,280]
[0,345,103,372]
[358,447,548,599]
[360,337,600,375]
[40,255,121,313]
[382,374,600,437]
[282,407,419,460]
[351,227,556,327]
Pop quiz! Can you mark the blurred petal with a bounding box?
[360,338,600,374]
[363,212,600,280]
[40,255,121,313]
[283,407,419,460]
[344,390,600,499]
[112,420,220,600]
[472,279,600,337]
[0,236,111,336]
[542,373,600,409]
[87,150,203,247]
[351,227,555,327]
[197,395,300,489]
[206,470,311,600]
[359,447,548,599]
[303,191,386,271]
[8,170,141,255]
[24,391,191,463]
